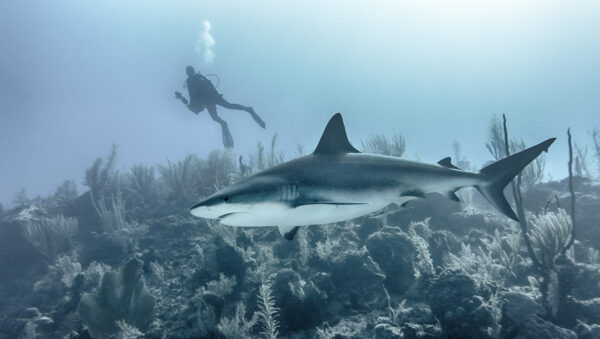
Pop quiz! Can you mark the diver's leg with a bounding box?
[216,97,266,129]
[207,104,234,148]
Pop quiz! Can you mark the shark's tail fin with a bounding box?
[477,138,556,221]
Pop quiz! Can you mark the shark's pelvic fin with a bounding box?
[437,157,461,170]
[314,113,360,155]
[401,189,426,198]
[278,225,300,240]
[477,138,556,221]
[447,189,460,202]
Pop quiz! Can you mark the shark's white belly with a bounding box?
[219,198,393,227]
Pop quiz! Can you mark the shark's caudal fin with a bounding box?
[314,113,360,155]
[477,138,556,221]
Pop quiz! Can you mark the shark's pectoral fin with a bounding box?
[292,201,367,208]
[277,225,300,240]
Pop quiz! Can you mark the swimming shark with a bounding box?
[191,113,555,240]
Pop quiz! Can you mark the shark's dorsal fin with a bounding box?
[437,157,460,170]
[314,113,360,155]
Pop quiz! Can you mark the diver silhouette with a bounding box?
[175,66,265,148]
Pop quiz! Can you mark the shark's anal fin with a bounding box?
[278,225,300,240]
[314,113,360,155]
[437,157,461,170]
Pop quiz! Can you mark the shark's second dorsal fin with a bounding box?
[437,157,461,170]
[314,113,360,155]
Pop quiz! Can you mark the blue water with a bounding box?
[1,1,598,206]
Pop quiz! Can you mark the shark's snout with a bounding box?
[190,204,210,218]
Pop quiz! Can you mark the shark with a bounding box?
[191,113,555,240]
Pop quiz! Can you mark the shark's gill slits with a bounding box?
[279,184,299,202]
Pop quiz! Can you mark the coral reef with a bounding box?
[1,143,599,338]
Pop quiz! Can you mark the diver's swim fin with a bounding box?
[222,124,234,148]
[249,108,266,129]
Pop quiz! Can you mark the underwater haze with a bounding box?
[1,0,599,205]
[1,1,600,338]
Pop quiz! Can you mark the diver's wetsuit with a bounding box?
[177,71,265,148]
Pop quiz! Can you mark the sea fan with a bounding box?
[527,209,573,269]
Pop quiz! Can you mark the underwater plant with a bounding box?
[21,215,78,259]
[201,273,237,300]
[217,301,258,338]
[123,164,165,218]
[84,144,119,201]
[158,154,205,204]
[256,277,280,339]
[248,133,285,172]
[361,133,406,157]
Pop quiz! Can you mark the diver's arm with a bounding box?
[174,91,189,106]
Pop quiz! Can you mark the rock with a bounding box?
[375,323,403,339]
[78,232,125,266]
[0,317,28,338]
[33,316,54,326]
[575,321,600,339]
[271,269,329,332]
[429,269,498,338]
[507,315,577,339]
[355,217,383,240]
[20,307,41,319]
[428,230,461,269]
[500,292,576,339]
[330,250,385,306]
[561,296,600,328]
[319,315,369,339]
[366,227,416,293]
[500,292,546,323]
[78,257,155,338]
[214,238,246,284]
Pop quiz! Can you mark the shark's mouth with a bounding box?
[218,212,239,220]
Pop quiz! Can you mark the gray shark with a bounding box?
[191,113,555,240]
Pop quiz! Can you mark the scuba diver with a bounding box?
[175,66,265,148]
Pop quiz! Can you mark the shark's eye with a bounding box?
[223,197,231,204]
